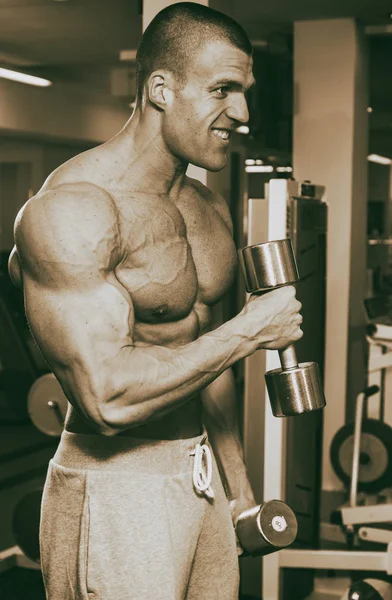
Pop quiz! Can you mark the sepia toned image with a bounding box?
[1,2,392,599]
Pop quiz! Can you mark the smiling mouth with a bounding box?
[211,128,231,142]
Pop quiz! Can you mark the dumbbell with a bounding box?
[238,238,326,417]
[236,499,298,556]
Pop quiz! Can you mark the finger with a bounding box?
[295,300,302,312]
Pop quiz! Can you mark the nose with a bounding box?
[226,93,249,125]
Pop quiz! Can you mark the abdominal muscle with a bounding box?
[64,305,208,440]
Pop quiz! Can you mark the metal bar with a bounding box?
[0,545,41,573]
[279,346,298,370]
[279,549,389,572]
[350,392,365,507]
[341,503,392,525]
[16,553,41,571]
[359,527,392,545]
[368,352,392,372]
[0,546,19,574]
[368,238,392,245]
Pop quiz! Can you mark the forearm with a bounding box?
[202,369,256,505]
[98,315,258,433]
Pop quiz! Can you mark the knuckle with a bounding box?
[286,285,296,296]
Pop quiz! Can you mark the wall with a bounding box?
[293,19,369,491]
[345,25,369,424]
[0,79,130,144]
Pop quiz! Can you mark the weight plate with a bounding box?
[28,373,68,436]
[349,578,392,600]
[330,419,392,493]
[338,433,388,483]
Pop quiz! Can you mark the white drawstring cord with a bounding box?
[191,441,215,500]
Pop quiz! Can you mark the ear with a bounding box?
[147,72,174,110]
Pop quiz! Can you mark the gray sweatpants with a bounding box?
[40,429,239,600]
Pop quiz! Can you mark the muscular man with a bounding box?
[9,3,302,599]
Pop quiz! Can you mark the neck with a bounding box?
[104,106,188,198]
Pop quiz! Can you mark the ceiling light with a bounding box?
[367,107,373,113]
[276,166,293,173]
[245,159,255,165]
[245,165,274,173]
[0,67,52,87]
[368,154,392,165]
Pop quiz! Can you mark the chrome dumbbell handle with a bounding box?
[279,346,298,370]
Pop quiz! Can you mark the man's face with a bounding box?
[162,40,254,172]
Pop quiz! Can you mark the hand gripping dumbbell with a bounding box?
[238,238,326,417]
[236,499,298,556]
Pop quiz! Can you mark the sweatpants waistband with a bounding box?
[52,428,209,476]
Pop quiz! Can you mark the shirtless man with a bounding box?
[9,3,302,599]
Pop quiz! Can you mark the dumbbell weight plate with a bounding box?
[238,238,299,293]
[236,499,298,556]
[28,373,68,436]
[330,419,392,493]
[265,361,325,416]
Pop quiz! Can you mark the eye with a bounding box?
[215,86,229,97]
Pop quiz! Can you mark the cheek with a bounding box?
[167,107,207,144]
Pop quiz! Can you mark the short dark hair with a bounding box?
[135,2,252,104]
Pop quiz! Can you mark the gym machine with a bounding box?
[238,178,328,599]
[279,384,392,597]
[246,182,392,600]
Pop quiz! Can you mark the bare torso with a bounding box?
[9,143,237,439]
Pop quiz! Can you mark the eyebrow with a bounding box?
[212,77,256,92]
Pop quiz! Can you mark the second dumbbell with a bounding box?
[236,499,298,556]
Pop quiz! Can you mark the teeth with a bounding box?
[212,129,229,140]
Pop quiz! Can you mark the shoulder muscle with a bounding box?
[15,183,121,287]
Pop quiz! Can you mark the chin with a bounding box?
[193,153,228,172]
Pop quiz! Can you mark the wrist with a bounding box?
[227,313,258,359]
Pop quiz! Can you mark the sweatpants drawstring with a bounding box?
[190,437,214,500]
